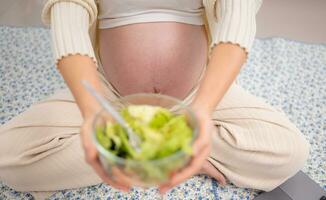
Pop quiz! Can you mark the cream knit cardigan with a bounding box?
[41,0,262,66]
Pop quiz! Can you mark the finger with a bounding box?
[80,117,132,192]
[83,142,97,164]
[90,156,131,191]
[171,145,210,184]
[192,134,211,156]
[82,130,130,191]
[158,185,169,194]
[90,157,130,191]
[81,140,99,165]
[80,125,98,163]
[192,123,213,155]
[111,167,135,187]
[160,145,210,193]
[204,161,226,185]
[80,123,93,143]
[192,138,212,167]
[159,165,196,194]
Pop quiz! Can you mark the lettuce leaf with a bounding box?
[97,105,193,160]
[96,105,194,184]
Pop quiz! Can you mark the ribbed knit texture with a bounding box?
[42,0,262,66]
[97,0,205,29]
[42,0,98,25]
[50,2,97,66]
[215,0,262,52]
[203,0,262,53]
[0,82,309,195]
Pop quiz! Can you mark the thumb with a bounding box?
[203,161,226,185]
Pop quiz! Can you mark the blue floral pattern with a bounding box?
[0,26,325,199]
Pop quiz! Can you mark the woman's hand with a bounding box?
[158,108,223,193]
[158,43,246,193]
[80,114,133,192]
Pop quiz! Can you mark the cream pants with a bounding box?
[0,71,309,198]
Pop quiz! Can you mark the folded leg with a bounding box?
[208,83,310,191]
[0,89,101,197]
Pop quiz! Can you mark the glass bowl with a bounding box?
[92,93,199,187]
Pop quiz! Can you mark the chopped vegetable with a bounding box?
[96,105,194,184]
[96,105,193,160]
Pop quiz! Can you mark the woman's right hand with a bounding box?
[56,55,133,191]
[80,114,133,192]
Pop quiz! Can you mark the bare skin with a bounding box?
[98,22,225,184]
[99,22,208,99]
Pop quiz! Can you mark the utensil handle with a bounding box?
[81,80,141,152]
[81,80,130,130]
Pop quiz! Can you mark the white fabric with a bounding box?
[42,0,98,25]
[98,0,205,28]
[0,81,309,196]
[42,0,262,65]
[208,0,263,52]
[50,2,97,66]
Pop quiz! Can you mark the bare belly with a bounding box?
[99,22,208,99]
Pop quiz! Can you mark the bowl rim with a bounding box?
[91,92,199,165]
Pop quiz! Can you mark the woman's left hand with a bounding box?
[158,108,214,193]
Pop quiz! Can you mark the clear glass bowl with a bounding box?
[92,93,199,187]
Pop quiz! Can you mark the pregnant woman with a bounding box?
[0,0,309,198]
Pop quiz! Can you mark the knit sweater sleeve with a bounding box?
[41,0,98,66]
[204,0,263,53]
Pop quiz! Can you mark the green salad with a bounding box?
[96,105,193,160]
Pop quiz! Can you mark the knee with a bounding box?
[264,128,310,191]
[284,128,310,175]
[0,124,79,192]
[208,117,311,192]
